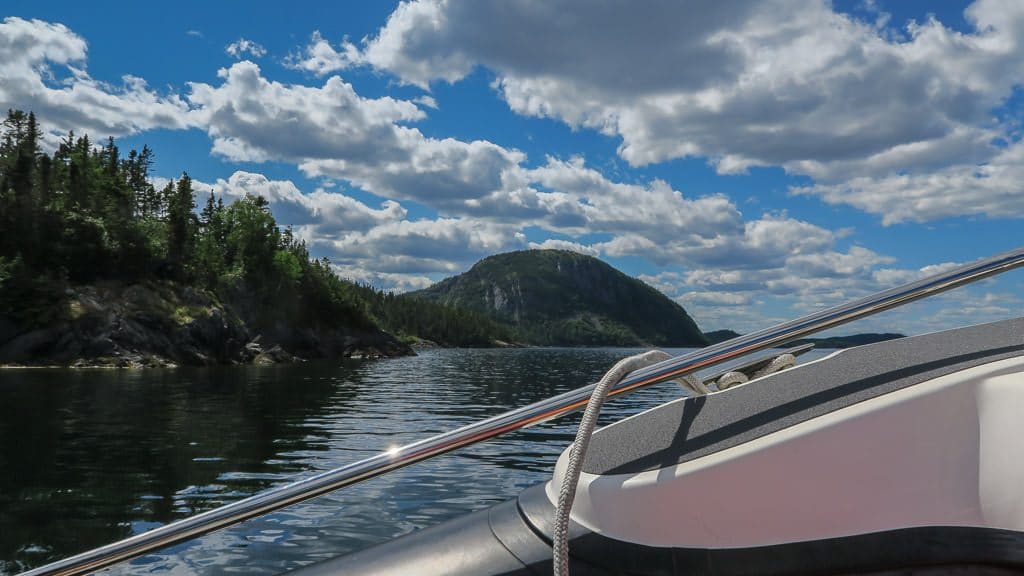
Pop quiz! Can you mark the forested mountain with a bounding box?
[704,329,742,344]
[706,329,906,349]
[412,250,708,347]
[783,333,906,349]
[0,110,511,366]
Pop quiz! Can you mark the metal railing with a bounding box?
[21,246,1024,576]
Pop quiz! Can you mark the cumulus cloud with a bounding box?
[187,61,527,211]
[0,17,192,144]
[631,238,901,332]
[197,171,407,234]
[594,212,850,271]
[337,0,1023,169]
[285,31,360,75]
[331,264,435,293]
[316,0,1024,223]
[323,218,525,262]
[225,38,267,59]
[306,217,528,290]
[528,239,599,256]
[188,61,426,163]
[791,139,1024,224]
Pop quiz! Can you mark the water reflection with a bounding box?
[0,348,830,575]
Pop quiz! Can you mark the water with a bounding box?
[0,347,829,575]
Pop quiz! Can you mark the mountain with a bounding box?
[704,329,906,350]
[704,329,742,344]
[411,250,708,347]
[783,332,905,349]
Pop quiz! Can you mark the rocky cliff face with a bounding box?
[413,249,708,347]
[0,281,411,367]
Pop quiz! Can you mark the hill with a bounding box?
[411,250,707,347]
[0,110,511,366]
[704,329,742,344]
[783,332,905,349]
[704,328,906,350]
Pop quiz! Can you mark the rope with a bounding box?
[552,350,672,576]
[718,352,796,391]
[716,370,748,390]
[675,372,711,395]
[753,353,796,379]
[552,349,800,575]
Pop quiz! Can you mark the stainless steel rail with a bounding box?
[22,246,1024,576]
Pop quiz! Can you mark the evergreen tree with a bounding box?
[0,109,518,350]
[166,173,195,275]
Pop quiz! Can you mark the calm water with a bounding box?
[0,347,827,575]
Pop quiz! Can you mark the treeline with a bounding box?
[0,110,511,347]
[357,287,517,347]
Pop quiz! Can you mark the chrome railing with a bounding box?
[21,246,1024,576]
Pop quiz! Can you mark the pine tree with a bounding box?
[166,173,195,275]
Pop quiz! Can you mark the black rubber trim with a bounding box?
[584,317,1024,475]
[287,503,529,576]
[561,525,1024,575]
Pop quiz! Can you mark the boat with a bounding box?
[22,247,1024,576]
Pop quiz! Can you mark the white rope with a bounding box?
[675,372,711,395]
[717,352,796,391]
[552,349,800,575]
[715,370,748,390]
[754,353,796,379]
[552,350,672,576]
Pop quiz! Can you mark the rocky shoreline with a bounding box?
[0,281,413,368]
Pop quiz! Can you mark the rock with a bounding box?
[0,326,65,362]
[410,337,441,351]
[2,280,414,368]
[241,339,263,362]
[253,345,300,365]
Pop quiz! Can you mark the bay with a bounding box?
[0,347,829,575]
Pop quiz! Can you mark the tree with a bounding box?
[0,110,42,261]
[222,194,279,286]
[195,192,228,283]
[166,173,195,275]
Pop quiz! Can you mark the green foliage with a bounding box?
[0,109,520,348]
[347,284,517,347]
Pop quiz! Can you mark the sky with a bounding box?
[2,0,1022,336]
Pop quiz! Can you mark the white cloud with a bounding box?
[413,95,438,109]
[323,218,525,263]
[286,31,361,75]
[594,212,848,271]
[188,61,427,163]
[528,239,599,256]
[225,38,267,59]
[791,139,1024,224]
[327,0,1024,222]
[187,61,527,213]
[197,171,407,234]
[345,0,1024,168]
[307,217,527,291]
[676,291,754,307]
[0,17,192,145]
[331,264,434,293]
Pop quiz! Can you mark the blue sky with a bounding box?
[2,0,1022,334]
